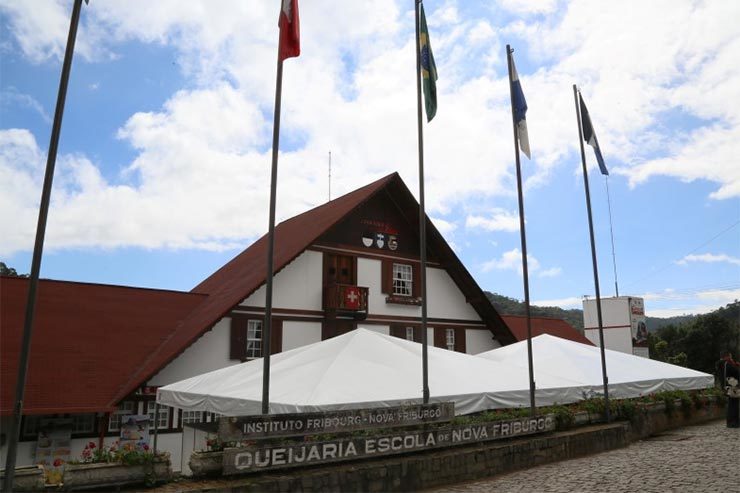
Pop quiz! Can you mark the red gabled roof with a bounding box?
[0,277,205,415]
[501,315,593,345]
[112,172,517,403]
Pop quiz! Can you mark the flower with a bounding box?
[143,444,150,451]
[53,458,63,467]
[88,441,96,449]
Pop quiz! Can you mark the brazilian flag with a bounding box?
[419,3,437,122]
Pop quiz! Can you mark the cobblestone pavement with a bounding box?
[426,419,739,493]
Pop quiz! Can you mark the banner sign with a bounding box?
[35,418,72,485]
[222,414,554,475]
[629,297,648,353]
[219,403,454,442]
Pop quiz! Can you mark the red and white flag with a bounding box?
[278,0,300,61]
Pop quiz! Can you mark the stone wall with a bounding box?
[183,399,727,492]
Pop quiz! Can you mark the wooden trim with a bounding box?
[455,327,466,353]
[230,314,248,361]
[433,327,446,348]
[310,244,442,267]
[271,319,283,354]
[232,306,324,318]
[230,309,487,331]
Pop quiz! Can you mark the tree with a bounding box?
[0,262,27,277]
[680,313,740,374]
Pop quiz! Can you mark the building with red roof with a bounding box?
[1,172,517,473]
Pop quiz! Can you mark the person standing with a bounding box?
[717,350,740,428]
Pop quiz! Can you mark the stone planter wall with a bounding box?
[189,450,224,477]
[0,465,45,492]
[185,398,725,492]
[61,460,171,491]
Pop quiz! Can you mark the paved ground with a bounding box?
[426,419,739,493]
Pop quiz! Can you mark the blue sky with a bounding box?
[1,0,738,318]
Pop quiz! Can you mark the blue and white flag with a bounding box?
[510,55,530,159]
[579,93,608,175]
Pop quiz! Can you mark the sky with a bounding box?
[1,0,739,319]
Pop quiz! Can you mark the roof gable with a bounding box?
[114,172,515,402]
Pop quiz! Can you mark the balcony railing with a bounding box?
[324,284,369,318]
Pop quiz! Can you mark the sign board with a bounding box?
[629,297,648,354]
[219,402,454,442]
[35,418,72,485]
[223,414,555,475]
[120,414,151,450]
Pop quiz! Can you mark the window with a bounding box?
[392,263,413,296]
[72,414,96,434]
[147,401,169,430]
[445,329,455,351]
[109,401,136,432]
[405,327,415,341]
[246,319,263,359]
[181,411,203,425]
[22,416,42,438]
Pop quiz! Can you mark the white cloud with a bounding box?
[2,0,740,257]
[498,0,559,16]
[0,88,51,123]
[538,267,562,278]
[482,248,540,274]
[677,253,740,267]
[466,209,519,232]
[530,296,583,309]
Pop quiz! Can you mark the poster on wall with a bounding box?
[629,297,649,357]
[35,418,72,485]
[120,414,151,450]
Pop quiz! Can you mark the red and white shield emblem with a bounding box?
[344,286,361,310]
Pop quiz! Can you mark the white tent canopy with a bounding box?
[157,329,592,416]
[477,334,714,398]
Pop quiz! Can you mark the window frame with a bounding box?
[246,319,263,359]
[392,263,413,297]
[108,400,136,432]
[147,401,170,430]
[445,328,456,351]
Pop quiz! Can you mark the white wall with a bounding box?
[282,321,322,351]
[357,325,389,335]
[240,250,323,310]
[148,318,234,387]
[426,269,481,321]
[357,258,481,322]
[585,327,633,354]
[465,329,500,354]
[583,297,631,329]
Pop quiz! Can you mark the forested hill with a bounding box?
[485,292,585,331]
[485,292,739,333]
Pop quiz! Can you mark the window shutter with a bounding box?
[455,328,466,353]
[390,325,404,338]
[381,260,393,294]
[270,319,283,355]
[412,262,421,298]
[414,327,422,343]
[433,327,445,348]
[230,315,248,360]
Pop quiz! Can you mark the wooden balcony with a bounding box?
[324,284,369,319]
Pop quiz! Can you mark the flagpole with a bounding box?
[261,48,285,417]
[605,176,619,297]
[506,45,536,416]
[573,84,610,422]
[414,0,430,404]
[3,1,85,489]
